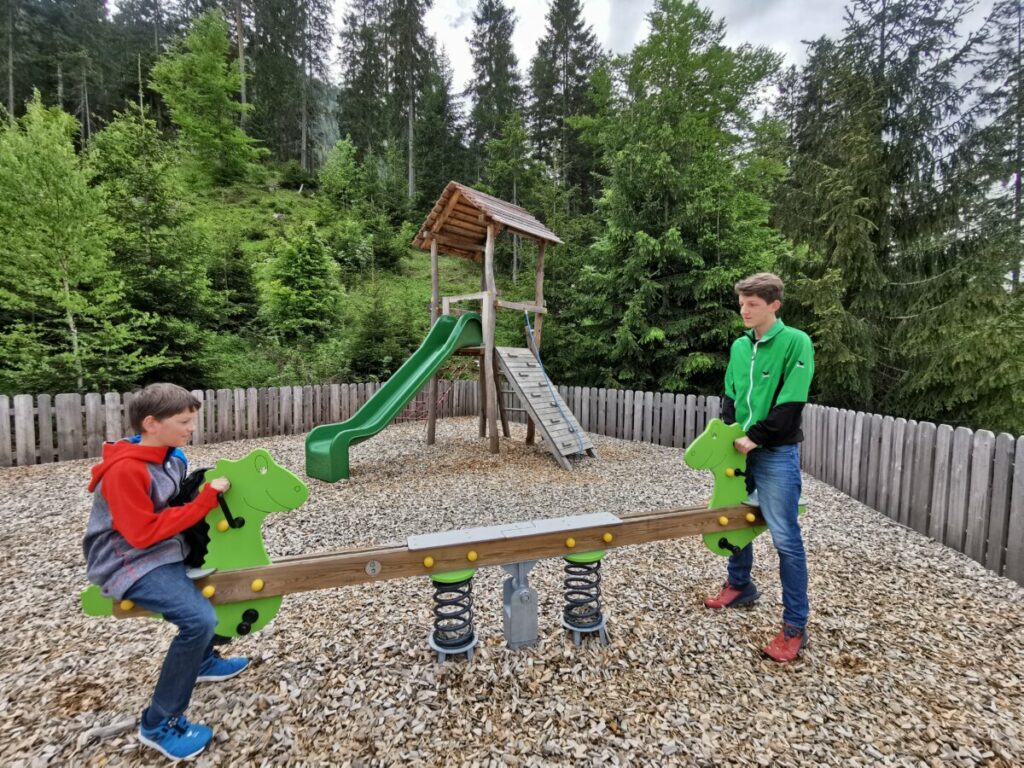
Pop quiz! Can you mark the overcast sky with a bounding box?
[332,1,864,91]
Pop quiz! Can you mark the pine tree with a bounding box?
[0,94,163,392]
[258,223,342,343]
[583,0,785,392]
[414,46,469,212]
[150,9,263,185]
[773,0,1000,423]
[337,0,390,156]
[527,0,603,210]
[971,0,1024,291]
[386,0,433,200]
[88,105,214,384]
[467,0,522,176]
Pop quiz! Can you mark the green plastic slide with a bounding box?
[306,312,484,482]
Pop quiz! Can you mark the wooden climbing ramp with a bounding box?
[496,347,595,470]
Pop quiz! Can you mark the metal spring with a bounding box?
[563,560,603,629]
[432,576,475,649]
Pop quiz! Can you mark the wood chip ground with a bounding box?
[1,418,1022,766]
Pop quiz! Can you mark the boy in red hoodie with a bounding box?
[83,383,247,761]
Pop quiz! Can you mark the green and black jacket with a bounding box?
[721,319,815,447]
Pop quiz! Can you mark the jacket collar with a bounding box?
[746,318,786,343]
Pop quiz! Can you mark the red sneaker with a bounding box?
[703,581,760,609]
[763,623,808,662]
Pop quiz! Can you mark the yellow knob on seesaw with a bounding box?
[467,550,478,562]
[202,585,216,599]
[718,516,730,526]
[251,579,265,593]
[566,538,576,548]
[603,532,614,543]
[119,599,135,611]
[725,468,736,478]
[745,512,757,523]
[217,520,230,533]
[423,556,435,568]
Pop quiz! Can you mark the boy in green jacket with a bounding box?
[704,273,815,662]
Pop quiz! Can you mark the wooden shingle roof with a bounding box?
[413,181,562,260]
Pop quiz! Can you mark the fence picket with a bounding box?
[928,425,954,542]
[850,412,865,501]
[909,423,936,535]
[898,420,917,526]
[38,394,54,463]
[945,427,974,551]
[1004,437,1024,584]
[14,395,35,466]
[85,393,103,458]
[642,392,654,443]
[964,430,995,564]
[104,393,121,443]
[685,395,697,446]
[835,409,848,494]
[985,433,1016,576]
[633,391,644,441]
[659,393,674,446]
[673,395,686,448]
[621,391,632,440]
[0,395,10,467]
[191,390,205,445]
[55,393,83,461]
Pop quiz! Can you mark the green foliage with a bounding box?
[0,94,164,394]
[318,138,366,209]
[348,278,422,380]
[258,224,343,343]
[527,0,604,210]
[150,10,265,186]
[467,0,523,168]
[88,105,214,385]
[322,218,375,277]
[577,0,785,392]
[279,160,318,190]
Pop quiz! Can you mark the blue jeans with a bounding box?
[726,443,809,628]
[124,562,217,720]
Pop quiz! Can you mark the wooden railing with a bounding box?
[2,384,1020,585]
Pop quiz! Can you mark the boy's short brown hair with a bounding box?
[128,383,201,432]
[734,272,784,304]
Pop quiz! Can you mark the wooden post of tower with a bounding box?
[483,224,499,453]
[478,265,487,438]
[525,240,546,445]
[426,238,440,445]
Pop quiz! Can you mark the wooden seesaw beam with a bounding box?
[112,502,763,617]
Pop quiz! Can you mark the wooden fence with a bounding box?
[2,384,1021,586]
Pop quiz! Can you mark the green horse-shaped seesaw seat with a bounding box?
[81,449,309,638]
[684,418,805,557]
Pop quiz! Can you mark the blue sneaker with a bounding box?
[138,713,212,761]
[196,651,249,683]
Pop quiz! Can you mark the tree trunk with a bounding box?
[136,54,142,109]
[512,175,518,284]
[61,272,83,391]
[57,59,64,108]
[300,53,308,170]
[80,65,91,143]
[235,0,246,127]
[407,92,415,200]
[1014,0,1022,290]
[6,0,13,120]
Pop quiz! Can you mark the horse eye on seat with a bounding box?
[255,455,269,475]
[259,466,268,475]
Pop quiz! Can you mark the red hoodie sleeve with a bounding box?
[101,462,222,549]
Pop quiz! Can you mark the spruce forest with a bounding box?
[1,0,1021,435]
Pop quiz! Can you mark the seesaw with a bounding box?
[81,420,805,660]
